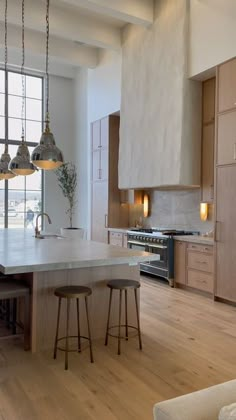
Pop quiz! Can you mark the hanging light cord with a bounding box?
[45,0,50,127]
[21,0,25,142]
[4,0,8,152]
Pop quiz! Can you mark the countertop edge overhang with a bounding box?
[0,229,159,275]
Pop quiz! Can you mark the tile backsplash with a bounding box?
[129,189,213,233]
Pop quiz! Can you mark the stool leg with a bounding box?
[85,296,94,363]
[134,289,142,350]
[24,294,30,351]
[76,298,81,352]
[125,289,128,341]
[118,289,122,355]
[12,298,17,335]
[105,288,113,346]
[53,297,61,360]
[65,298,71,370]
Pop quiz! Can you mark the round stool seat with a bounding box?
[107,279,140,290]
[54,286,91,299]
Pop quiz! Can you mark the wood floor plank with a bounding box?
[0,276,236,419]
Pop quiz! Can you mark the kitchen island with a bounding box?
[0,229,158,352]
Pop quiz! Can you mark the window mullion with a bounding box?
[4,70,8,228]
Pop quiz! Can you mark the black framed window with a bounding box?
[0,69,43,229]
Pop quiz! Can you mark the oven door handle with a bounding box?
[127,240,147,246]
[148,244,167,249]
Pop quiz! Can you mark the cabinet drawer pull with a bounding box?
[196,261,207,265]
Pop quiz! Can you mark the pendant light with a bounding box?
[0,0,16,180]
[31,0,64,170]
[9,0,36,176]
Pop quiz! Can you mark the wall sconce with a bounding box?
[200,202,208,221]
[143,193,150,218]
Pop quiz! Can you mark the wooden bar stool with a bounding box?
[105,279,142,355]
[53,285,94,370]
[0,278,30,350]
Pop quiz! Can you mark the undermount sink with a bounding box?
[35,234,64,240]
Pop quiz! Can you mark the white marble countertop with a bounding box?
[174,235,214,245]
[0,229,159,275]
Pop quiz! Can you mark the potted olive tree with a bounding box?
[55,162,85,238]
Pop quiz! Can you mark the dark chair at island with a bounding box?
[0,275,30,350]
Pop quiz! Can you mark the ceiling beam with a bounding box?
[3,0,121,50]
[0,25,98,69]
[57,0,154,26]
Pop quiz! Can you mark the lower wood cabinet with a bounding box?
[187,269,213,293]
[174,241,186,285]
[175,240,214,294]
[109,231,128,248]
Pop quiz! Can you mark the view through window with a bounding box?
[0,70,43,228]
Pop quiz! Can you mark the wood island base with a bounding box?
[30,264,140,353]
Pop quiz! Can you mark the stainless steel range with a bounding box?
[127,228,199,287]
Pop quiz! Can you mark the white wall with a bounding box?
[87,49,121,122]
[189,0,236,77]
[44,75,76,232]
[74,68,88,231]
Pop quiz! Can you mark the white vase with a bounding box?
[60,227,86,239]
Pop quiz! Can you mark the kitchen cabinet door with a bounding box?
[109,232,123,247]
[215,166,236,302]
[218,58,236,113]
[92,120,100,150]
[92,150,101,181]
[91,182,108,243]
[203,78,215,124]
[174,241,186,285]
[100,148,108,181]
[202,123,214,202]
[217,110,236,166]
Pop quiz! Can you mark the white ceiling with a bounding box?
[0,0,154,76]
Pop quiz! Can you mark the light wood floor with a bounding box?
[1,276,236,420]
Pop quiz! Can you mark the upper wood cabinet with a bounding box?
[217,110,236,166]
[120,189,143,205]
[218,58,236,113]
[201,77,215,203]
[202,124,214,202]
[203,78,215,124]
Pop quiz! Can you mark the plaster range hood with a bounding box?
[118,0,202,191]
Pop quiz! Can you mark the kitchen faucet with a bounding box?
[35,212,52,238]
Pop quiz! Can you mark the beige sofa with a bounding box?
[153,380,236,420]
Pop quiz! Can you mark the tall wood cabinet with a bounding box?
[91,115,128,243]
[215,58,236,303]
[201,78,215,203]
